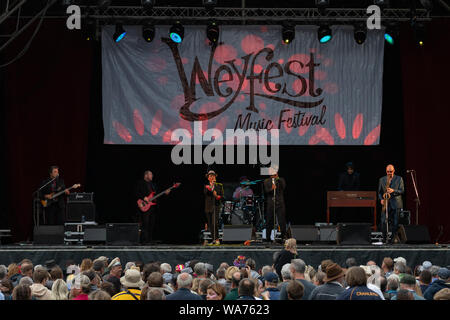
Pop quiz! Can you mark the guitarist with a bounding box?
[378,164,404,244]
[39,165,70,225]
[135,170,170,244]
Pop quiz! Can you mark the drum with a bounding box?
[231,209,245,225]
[243,195,254,208]
[223,201,234,214]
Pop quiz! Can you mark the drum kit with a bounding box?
[221,179,265,230]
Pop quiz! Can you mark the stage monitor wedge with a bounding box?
[290,225,319,243]
[106,223,139,245]
[337,223,371,245]
[33,226,64,245]
[222,225,252,243]
[398,225,431,244]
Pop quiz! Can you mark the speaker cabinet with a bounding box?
[33,226,64,245]
[289,225,319,243]
[66,202,95,222]
[106,223,139,245]
[84,226,106,243]
[398,225,430,244]
[222,225,252,242]
[319,225,338,242]
[337,223,371,245]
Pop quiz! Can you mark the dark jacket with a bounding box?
[378,175,404,210]
[423,280,450,300]
[263,177,286,205]
[309,282,345,300]
[166,287,203,300]
[279,278,316,300]
[273,250,296,279]
[337,286,382,300]
[204,183,224,213]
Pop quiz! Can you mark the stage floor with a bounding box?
[0,243,449,270]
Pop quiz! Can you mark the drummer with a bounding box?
[232,176,254,200]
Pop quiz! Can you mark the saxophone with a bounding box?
[382,176,392,213]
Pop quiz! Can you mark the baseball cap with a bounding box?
[263,272,279,283]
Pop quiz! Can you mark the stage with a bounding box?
[0,243,448,271]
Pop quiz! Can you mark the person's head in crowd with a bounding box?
[225,266,239,282]
[0,279,13,296]
[396,289,414,300]
[324,263,346,285]
[305,265,316,282]
[83,269,100,289]
[100,281,115,297]
[12,284,32,300]
[394,262,407,275]
[120,269,145,290]
[7,263,20,278]
[21,263,34,278]
[109,259,122,278]
[263,272,279,288]
[70,274,91,299]
[219,262,229,270]
[429,265,440,280]
[147,272,164,288]
[286,280,304,300]
[0,265,7,281]
[160,263,172,275]
[246,258,256,271]
[261,265,273,278]
[419,269,432,285]
[379,276,387,293]
[89,289,111,300]
[345,257,358,269]
[422,261,432,271]
[33,268,49,285]
[239,267,249,280]
[367,260,377,266]
[93,259,105,275]
[281,263,291,281]
[320,259,334,273]
[313,270,326,286]
[386,274,400,292]
[50,266,64,281]
[194,262,208,278]
[124,262,136,272]
[206,282,226,300]
[80,259,93,272]
[284,238,298,255]
[231,271,241,289]
[399,274,418,292]
[216,267,226,281]
[393,257,407,267]
[290,259,307,279]
[177,272,194,290]
[381,257,394,274]
[51,279,69,300]
[238,278,255,298]
[143,262,161,282]
[144,288,166,300]
[199,278,214,297]
[95,256,109,268]
[345,267,368,287]
[434,288,450,300]
[19,276,33,287]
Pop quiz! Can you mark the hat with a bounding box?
[360,265,372,276]
[45,259,56,270]
[66,264,80,275]
[96,256,109,264]
[438,267,450,280]
[324,263,345,282]
[394,257,407,265]
[205,170,217,178]
[263,272,279,284]
[233,255,246,268]
[400,274,416,285]
[162,273,173,284]
[74,274,90,289]
[108,257,121,269]
[422,261,432,270]
[120,269,145,289]
[175,264,185,272]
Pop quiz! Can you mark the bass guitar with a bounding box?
[137,182,181,213]
[41,184,81,207]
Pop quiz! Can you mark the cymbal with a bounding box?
[240,179,263,185]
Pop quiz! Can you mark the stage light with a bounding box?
[318,25,332,43]
[206,21,219,45]
[282,23,295,44]
[82,18,96,41]
[203,0,217,9]
[419,0,433,12]
[98,0,111,9]
[354,25,367,45]
[374,0,389,8]
[113,23,127,43]
[142,21,155,43]
[413,22,426,47]
[169,22,184,43]
[315,0,329,14]
[384,26,395,45]
[142,0,154,11]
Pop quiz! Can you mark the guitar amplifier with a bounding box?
[68,193,94,203]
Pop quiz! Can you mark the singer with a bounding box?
[204,170,224,245]
[39,165,70,225]
[377,164,404,244]
[263,166,287,242]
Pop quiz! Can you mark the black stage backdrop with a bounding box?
[1,19,449,244]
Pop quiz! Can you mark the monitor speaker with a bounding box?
[84,226,106,243]
[222,225,252,242]
[33,226,64,245]
[337,223,371,245]
[319,225,338,242]
[106,223,139,245]
[398,225,430,244]
[289,225,319,243]
[66,202,95,222]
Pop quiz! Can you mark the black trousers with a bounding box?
[44,203,65,225]
[380,207,399,242]
[265,200,286,240]
[205,206,220,241]
[139,210,156,244]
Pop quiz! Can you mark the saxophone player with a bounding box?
[378,164,404,244]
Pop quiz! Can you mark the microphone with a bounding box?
[272,178,275,185]
[406,169,415,173]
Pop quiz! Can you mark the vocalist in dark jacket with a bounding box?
[263,168,287,242]
[204,170,224,244]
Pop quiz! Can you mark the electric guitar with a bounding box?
[137,182,181,213]
[41,184,81,207]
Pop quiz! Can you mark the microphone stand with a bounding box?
[273,178,277,243]
[409,170,420,225]
[32,177,56,227]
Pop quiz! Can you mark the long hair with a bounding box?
[51,279,69,300]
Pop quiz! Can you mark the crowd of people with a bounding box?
[0,238,449,301]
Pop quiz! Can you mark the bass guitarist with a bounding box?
[135,170,170,244]
[39,165,70,225]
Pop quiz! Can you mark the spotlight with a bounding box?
[384,26,395,45]
[82,18,96,41]
[374,0,389,8]
[206,21,219,45]
[318,25,332,43]
[113,23,126,43]
[282,23,295,44]
[413,22,426,46]
[169,21,184,43]
[98,0,111,9]
[315,0,329,14]
[142,0,155,11]
[203,0,217,9]
[354,25,367,45]
[419,0,433,12]
[142,21,155,43]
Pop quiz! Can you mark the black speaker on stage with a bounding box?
[66,202,95,222]
[289,225,319,242]
[33,226,64,244]
[337,223,371,245]
[84,226,106,243]
[398,225,430,244]
[222,225,252,242]
[106,223,139,245]
[319,225,338,242]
